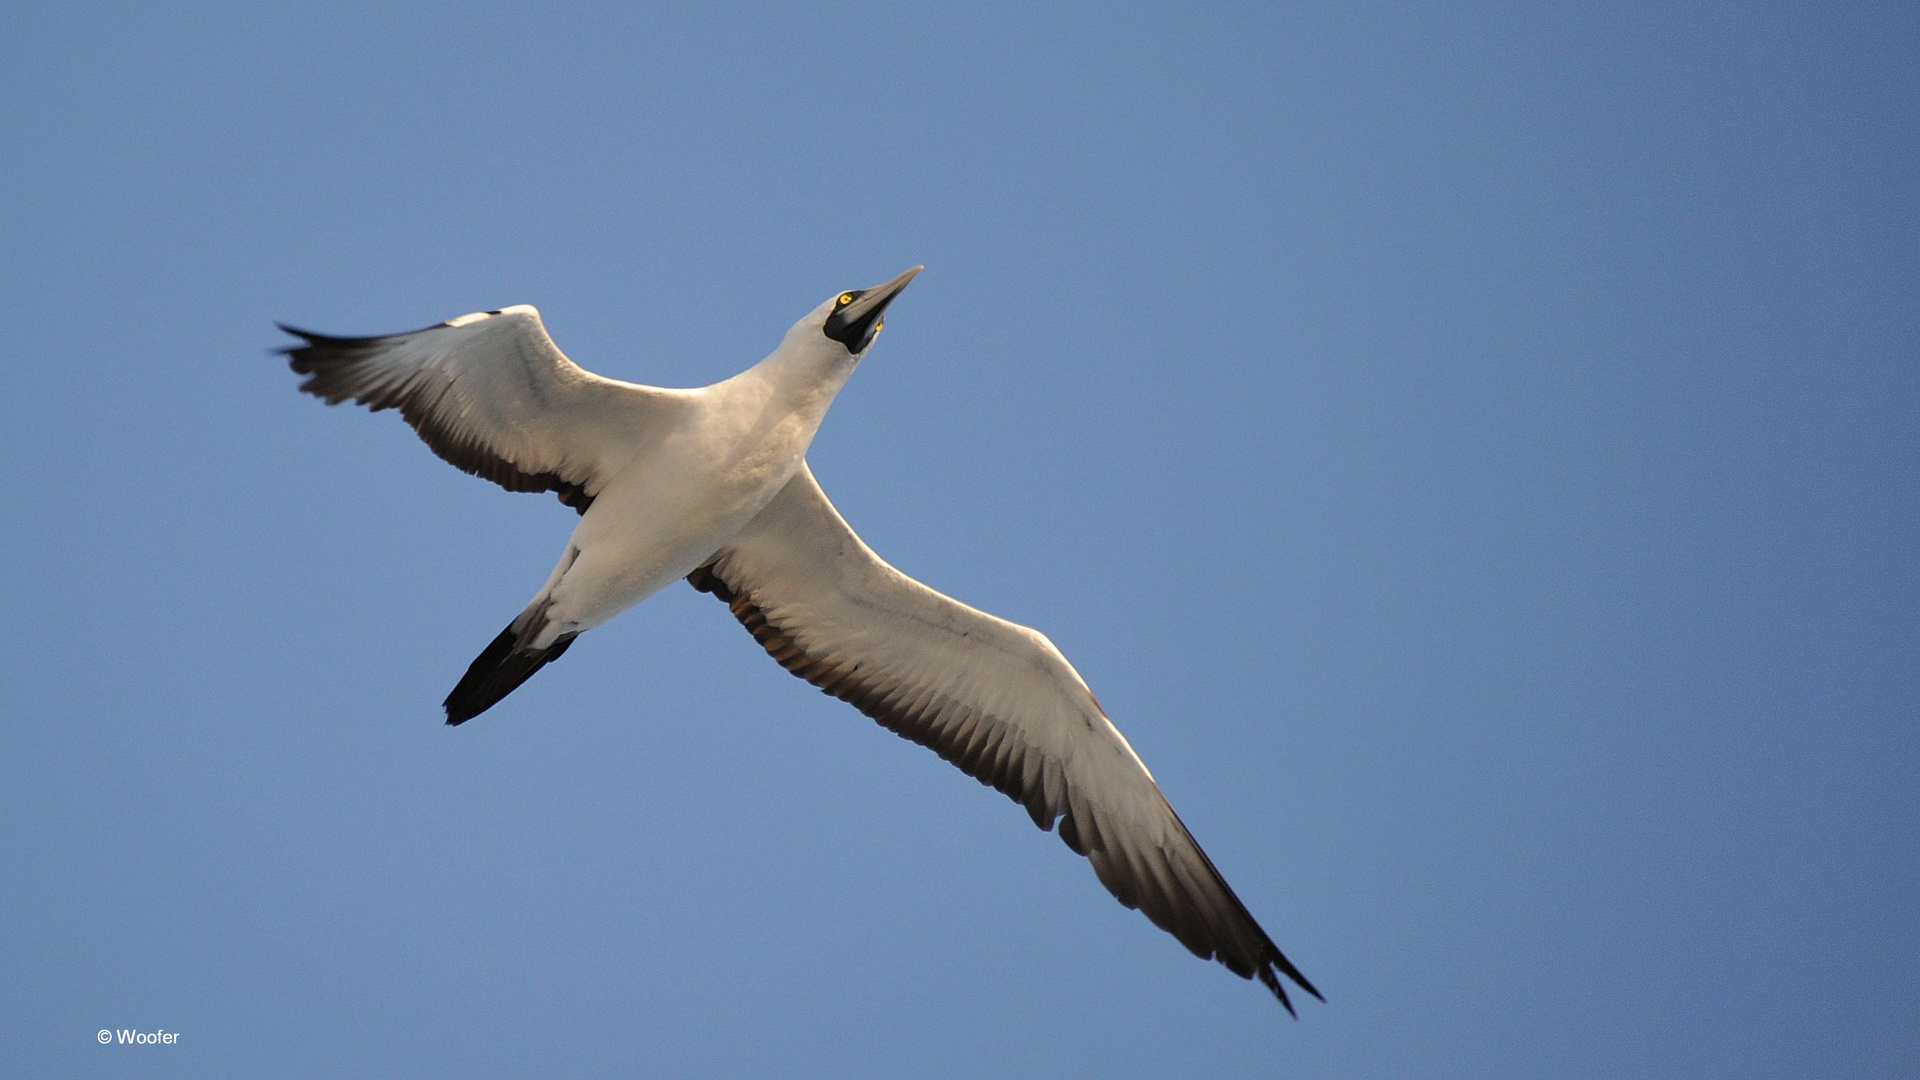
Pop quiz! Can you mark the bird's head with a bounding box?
[792,265,923,360]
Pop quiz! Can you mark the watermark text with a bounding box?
[98,1028,179,1045]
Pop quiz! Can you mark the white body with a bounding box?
[531,302,856,647]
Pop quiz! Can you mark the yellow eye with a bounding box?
[838,293,854,306]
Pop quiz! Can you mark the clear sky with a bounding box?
[2,2,1915,1077]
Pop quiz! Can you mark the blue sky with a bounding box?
[2,2,1915,1076]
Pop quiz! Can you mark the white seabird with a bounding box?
[279,267,1321,1013]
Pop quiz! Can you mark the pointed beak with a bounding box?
[825,265,923,355]
[840,265,923,324]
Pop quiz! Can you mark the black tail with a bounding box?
[442,623,579,725]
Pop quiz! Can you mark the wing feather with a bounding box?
[688,463,1320,1011]
[279,306,684,513]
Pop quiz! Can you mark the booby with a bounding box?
[278,267,1321,1013]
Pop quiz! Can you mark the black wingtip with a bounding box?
[275,324,387,376]
[442,625,578,725]
[273,323,314,356]
[273,322,403,361]
[1284,957,1325,1003]
[1271,981,1298,1019]
[274,322,353,346]
[1256,951,1324,1018]
[1256,966,1299,1018]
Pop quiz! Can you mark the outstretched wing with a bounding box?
[279,306,687,513]
[688,463,1320,1012]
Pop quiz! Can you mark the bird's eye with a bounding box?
[838,293,854,306]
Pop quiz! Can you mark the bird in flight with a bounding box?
[278,267,1321,1013]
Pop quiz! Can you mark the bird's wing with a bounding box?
[688,463,1320,1011]
[279,306,687,514]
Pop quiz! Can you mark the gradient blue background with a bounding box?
[3,3,1915,1076]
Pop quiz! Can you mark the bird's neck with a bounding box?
[741,337,857,420]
